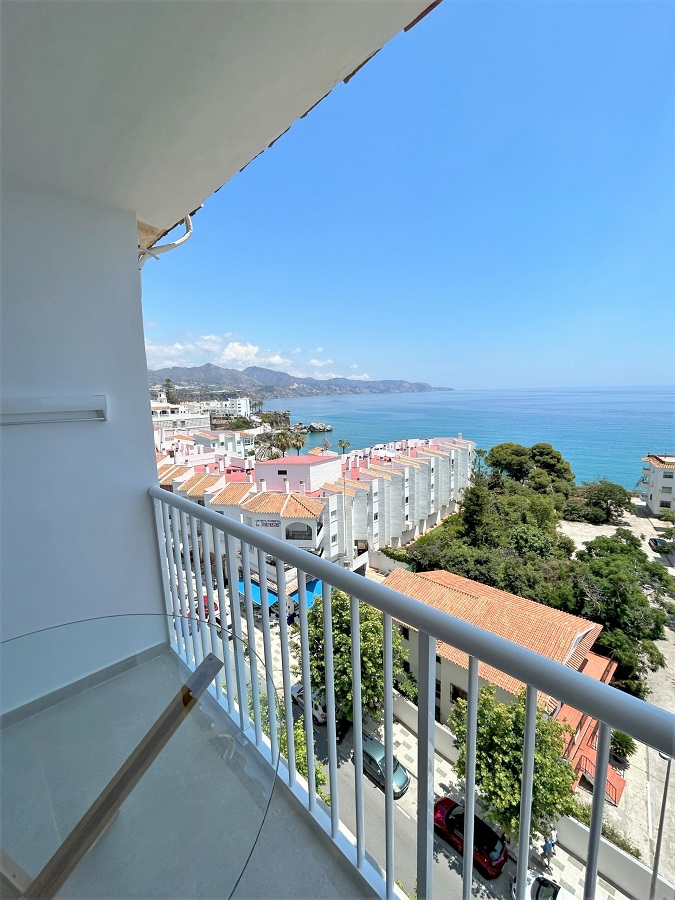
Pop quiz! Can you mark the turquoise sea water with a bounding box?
[264,387,675,489]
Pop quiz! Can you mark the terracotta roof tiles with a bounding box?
[209,483,254,506]
[241,491,325,518]
[383,568,602,702]
[178,473,225,498]
[642,454,675,470]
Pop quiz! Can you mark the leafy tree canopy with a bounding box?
[406,444,675,698]
[292,589,405,721]
[450,686,576,842]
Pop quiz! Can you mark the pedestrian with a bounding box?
[541,837,554,869]
[549,827,558,854]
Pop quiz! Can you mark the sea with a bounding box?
[264,386,675,490]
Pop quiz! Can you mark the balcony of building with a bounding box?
[3,489,673,900]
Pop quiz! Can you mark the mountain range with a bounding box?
[148,363,444,398]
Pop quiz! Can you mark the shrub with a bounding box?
[569,799,642,859]
[611,731,637,759]
[381,546,411,564]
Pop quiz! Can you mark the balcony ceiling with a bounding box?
[1,0,434,244]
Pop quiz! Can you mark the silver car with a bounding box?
[511,871,575,900]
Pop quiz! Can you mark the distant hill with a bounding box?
[148,363,444,398]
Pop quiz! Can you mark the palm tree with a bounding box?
[290,433,307,455]
[337,439,351,455]
[274,430,293,456]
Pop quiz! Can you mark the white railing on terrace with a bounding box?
[149,486,675,900]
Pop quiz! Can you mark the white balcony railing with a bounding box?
[150,486,675,900]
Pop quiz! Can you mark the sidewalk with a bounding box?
[241,611,633,900]
[383,715,631,900]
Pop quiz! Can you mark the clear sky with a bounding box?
[141,0,674,390]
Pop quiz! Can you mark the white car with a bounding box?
[290,683,327,725]
[511,871,575,900]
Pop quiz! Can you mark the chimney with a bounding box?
[284,478,290,494]
[299,480,306,495]
[259,478,266,492]
[458,432,462,440]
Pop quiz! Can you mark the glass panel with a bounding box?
[0,615,279,899]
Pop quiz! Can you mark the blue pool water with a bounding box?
[238,577,322,608]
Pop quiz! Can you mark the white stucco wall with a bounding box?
[1,175,166,705]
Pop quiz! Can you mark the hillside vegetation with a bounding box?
[407,443,675,698]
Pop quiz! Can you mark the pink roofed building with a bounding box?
[255,454,342,493]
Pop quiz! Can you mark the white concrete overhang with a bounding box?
[1,0,439,246]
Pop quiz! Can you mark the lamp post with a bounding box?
[649,751,672,900]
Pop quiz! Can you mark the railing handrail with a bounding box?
[577,756,618,804]
[149,486,675,756]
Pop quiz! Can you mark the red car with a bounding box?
[433,797,508,879]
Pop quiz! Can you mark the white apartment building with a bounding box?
[193,397,252,419]
[208,485,343,565]
[151,400,211,435]
[641,454,675,515]
[341,435,475,550]
[193,429,256,461]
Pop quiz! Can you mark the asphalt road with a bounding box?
[294,705,516,899]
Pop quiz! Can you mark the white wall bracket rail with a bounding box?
[0,395,107,425]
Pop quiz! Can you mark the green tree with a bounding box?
[450,686,576,842]
[461,471,501,547]
[584,480,633,523]
[163,378,179,404]
[529,442,575,485]
[486,443,533,483]
[255,687,330,803]
[290,432,307,455]
[293,589,405,721]
[337,439,351,455]
[508,524,555,559]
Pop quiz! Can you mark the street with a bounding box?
[302,709,515,899]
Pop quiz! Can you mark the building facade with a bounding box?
[641,454,675,515]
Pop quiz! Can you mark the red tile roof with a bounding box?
[383,568,601,701]
[642,454,675,470]
[241,491,325,518]
[209,482,254,506]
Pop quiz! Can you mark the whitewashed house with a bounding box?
[642,454,675,515]
[255,454,343,493]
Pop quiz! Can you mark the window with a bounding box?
[436,654,441,665]
[277,469,287,476]
[660,501,671,508]
[402,660,410,674]
[331,509,337,518]
[435,679,441,699]
[664,472,674,479]
[374,512,379,521]
[662,487,673,494]
[285,523,312,541]
[331,534,338,544]
[405,496,409,504]
[451,685,468,704]
[401,626,409,640]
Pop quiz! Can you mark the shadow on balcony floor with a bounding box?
[0,645,373,899]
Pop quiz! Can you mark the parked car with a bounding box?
[648,537,674,553]
[433,797,508,879]
[291,683,327,725]
[511,871,575,899]
[361,735,410,798]
[290,684,351,742]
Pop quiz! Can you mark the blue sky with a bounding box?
[142,1,674,390]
